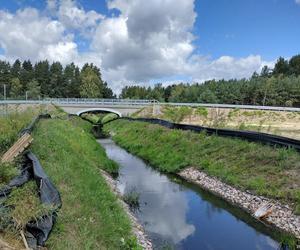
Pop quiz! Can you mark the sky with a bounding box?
[0,0,299,92]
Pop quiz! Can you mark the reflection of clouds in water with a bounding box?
[107,144,195,244]
[255,235,279,250]
[100,139,280,250]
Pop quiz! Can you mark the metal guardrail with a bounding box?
[0,98,158,106]
[1,98,300,112]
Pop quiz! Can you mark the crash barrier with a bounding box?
[121,117,300,151]
[0,113,62,248]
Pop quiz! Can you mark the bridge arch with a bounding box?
[76,108,122,117]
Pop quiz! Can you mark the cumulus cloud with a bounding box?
[92,0,196,83]
[47,0,104,36]
[0,8,69,61]
[0,0,273,92]
[90,0,271,89]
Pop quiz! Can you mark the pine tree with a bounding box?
[49,62,63,97]
[20,60,34,91]
[10,77,22,98]
[27,79,41,99]
[34,60,50,97]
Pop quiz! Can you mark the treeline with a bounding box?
[121,54,300,107]
[0,60,114,99]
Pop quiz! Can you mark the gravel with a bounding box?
[179,167,300,240]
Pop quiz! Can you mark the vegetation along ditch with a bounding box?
[0,107,144,249]
[102,118,300,249]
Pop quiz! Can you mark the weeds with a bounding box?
[104,119,300,213]
[123,188,140,210]
[31,116,139,249]
[6,181,53,229]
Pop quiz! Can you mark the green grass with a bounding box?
[104,119,300,214]
[31,116,139,249]
[0,109,36,154]
[102,113,118,124]
[6,181,53,229]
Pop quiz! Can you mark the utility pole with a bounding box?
[3,84,7,116]
[3,84,6,100]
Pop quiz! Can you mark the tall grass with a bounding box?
[104,119,300,214]
[0,109,36,154]
[31,116,139,249]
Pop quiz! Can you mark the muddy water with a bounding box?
[98,138,283,250]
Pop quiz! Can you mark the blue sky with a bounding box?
[0,0,299,91]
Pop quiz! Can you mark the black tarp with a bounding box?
[120,117,300,151]
[0,152,61,248]
[1,113,61,248]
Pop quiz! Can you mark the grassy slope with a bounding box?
[31,117,137,249]
[0,109,36,154]
[104,119,300,214]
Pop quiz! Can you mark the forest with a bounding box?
[0,60,114,99]
[1,54,300,106]
[121,55,300,107]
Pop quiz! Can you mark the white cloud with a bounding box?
[296,0,300,5]
[0,0,274,93]
[0,8,67,61]
[91,0,197,85]
[47,0,104,37]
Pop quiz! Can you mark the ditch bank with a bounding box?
[100,169,152,250]
[78,113,153,248]
[0,113,61,249]
[104,118,300,245]
[179,168,300,240]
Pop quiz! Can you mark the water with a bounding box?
[98,138,282,250]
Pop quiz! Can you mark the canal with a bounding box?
[99,138,283,250]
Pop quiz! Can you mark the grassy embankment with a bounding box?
[104,119,300,214]
[0,107,51,248]
[0,107,141,249]
[31,114,140,249]
[133,105,300,139]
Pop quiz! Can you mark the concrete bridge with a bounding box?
[2,98,300,117]
[0,98,158,117]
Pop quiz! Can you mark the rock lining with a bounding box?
[100,170,153,250]
[179,167,300,240]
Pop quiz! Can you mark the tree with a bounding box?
[0,60,11,89]
[79,66,102,98]
[20,60,34,91]
[273,57,289,76]
[49,62,63,97]
[102,81,115,98]
[11,59,21,78]
[63,63,81,97]
[26,79,41,99]
[289,55,300,76]
[10,78,22,98]
[34,60,50,97]
[260,65,271,77]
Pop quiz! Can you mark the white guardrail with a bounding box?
[1,98,300,112]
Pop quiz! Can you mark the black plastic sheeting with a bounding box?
[121,117,300,151]
[0,113,61,248]
[0,152,61,248]
[20,113,51,136]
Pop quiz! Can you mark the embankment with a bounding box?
[104,119,300,242]
[31,115,146,249]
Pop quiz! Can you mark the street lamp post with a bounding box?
[3,84,6,100]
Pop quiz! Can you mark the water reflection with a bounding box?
[99,139,281,250]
